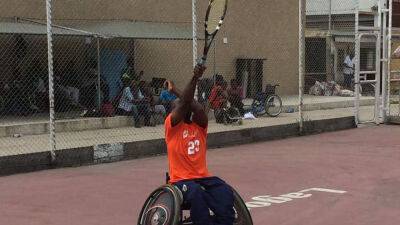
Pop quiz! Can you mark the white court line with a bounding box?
[299,188,347,194]
[245,187,347,209]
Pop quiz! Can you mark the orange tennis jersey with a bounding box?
[165,115,210,183]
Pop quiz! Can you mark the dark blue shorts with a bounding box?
[174,176,234,225]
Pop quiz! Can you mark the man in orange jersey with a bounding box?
[164,64,234,225]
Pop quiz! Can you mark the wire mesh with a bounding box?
[47,2,195,158]
[0,18,51,158]
[195,0,300,131]
[1,0,397,172]
[389,29,400,119]
[304,0,379,125]
[387,0,400,121]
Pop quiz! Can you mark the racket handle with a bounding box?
[197,57,207,66]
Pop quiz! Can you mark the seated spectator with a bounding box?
[209,78,228,123]
[131,70,144,88]
[53,61,88,114]
[7,76,35,116]
[116,80,153,127]
[33,77,48,111]
[120,67,132,82]
[6,68,43,116]
[25,61,48,112]
[80,67,110,111]
[227,79,245,116]
[141,82,166,124]
[159,81,177,114]
[197,78,213,114]
[61,60,81,108]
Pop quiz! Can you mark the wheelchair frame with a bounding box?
[137,174,253,225]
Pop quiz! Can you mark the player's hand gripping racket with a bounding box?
[198,0,228,66]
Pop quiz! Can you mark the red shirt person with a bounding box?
[227,79,245,116]
[209,81,227,110]
[164,65,234,225]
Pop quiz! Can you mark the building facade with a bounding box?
[0,0,299,99]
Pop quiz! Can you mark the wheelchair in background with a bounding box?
[137,174,253,225]
[251,84,282,117]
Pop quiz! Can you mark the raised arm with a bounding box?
[182,65,205,103]
[169,65,206,127]
[168,81,208,128]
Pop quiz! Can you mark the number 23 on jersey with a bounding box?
[187,139,200,155]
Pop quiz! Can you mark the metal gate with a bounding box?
[354,0,400,125]
[387,0,400,124]
[354,27,381,124]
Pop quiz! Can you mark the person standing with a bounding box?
[343,51,355,89]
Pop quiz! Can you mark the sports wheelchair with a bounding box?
[137,174,253,225]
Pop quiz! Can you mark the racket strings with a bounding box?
[206,0,226,34]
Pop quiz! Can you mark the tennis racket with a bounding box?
[198,0,228,66]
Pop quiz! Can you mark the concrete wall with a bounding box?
[0,0,299,95]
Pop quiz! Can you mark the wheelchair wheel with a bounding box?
[231,186,253,225]
[265,94,282,117]
[224,107,242,124]
[137,185,182,225]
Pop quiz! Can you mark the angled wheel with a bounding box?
[225,107,241,124]
[231,186,253,225]
[265,95,282,117]
[137,185,182,225]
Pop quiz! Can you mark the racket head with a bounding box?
[205,0,228,35]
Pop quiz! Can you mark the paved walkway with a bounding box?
[0,95,374,126]
[0,125,399,225]
[0,105,377,157]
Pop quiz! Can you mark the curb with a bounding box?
[0,116,356,176]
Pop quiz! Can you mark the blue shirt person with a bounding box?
[159,83,177,114]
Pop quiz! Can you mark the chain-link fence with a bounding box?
[0,0,397,172]
[304,0,374,125]
[388,0,400,122]
[0,1,51,158]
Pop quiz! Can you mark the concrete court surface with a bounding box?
[0,125,399,225]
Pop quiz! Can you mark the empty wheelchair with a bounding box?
[137,176,253,225]
[251,84,282,117]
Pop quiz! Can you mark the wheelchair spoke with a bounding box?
[143,205,169,225]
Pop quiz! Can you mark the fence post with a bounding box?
[299,0,306,134]
[382,0,389,122]
[354,0,360,125]
[192,0,198,67]
[387,0,393,119]
[96,38,101,109]
[46,0,56,162]
[192,0,199,100]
